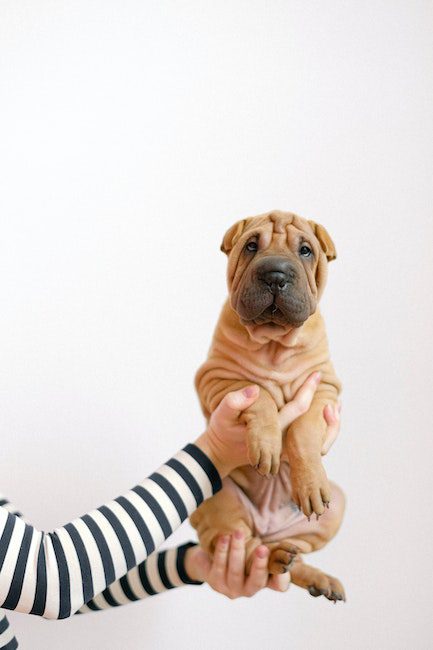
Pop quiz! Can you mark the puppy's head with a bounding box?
[221,210,336,336]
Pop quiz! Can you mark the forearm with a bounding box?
[77,542,201,613]
[0,444,220,620]
[0,496,22,650]
[0,613,17,650]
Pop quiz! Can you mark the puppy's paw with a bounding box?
[307,573,346,603]
[267,542,300,575]
[291,462,331,518]
[247,431,282,476]
[290,561,346,604]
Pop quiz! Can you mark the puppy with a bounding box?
[190,210,345,602]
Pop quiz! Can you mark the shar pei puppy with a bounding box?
[190,210,346,602]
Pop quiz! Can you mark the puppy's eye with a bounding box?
[299,244,312,258]
[245,241,258,253]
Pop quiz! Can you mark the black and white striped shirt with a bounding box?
[0,443,221,649]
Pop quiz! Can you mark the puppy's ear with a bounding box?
[220,219,248,254]
[308,221,337,262]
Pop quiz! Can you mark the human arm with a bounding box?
[77,541,202,612]
[0,443,221,619]
[0,499,203,630]
[0,612,16,650]
[0,496,22,650]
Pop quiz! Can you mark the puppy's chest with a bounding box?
[232,346,303,408]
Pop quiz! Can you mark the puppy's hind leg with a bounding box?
[265,539,301,574]
[270,482,346,602]
[290,557,346,603]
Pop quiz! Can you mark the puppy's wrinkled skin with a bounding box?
[191,210,345,599]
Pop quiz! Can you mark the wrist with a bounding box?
[194,432,232,479]
[183,545,204,583]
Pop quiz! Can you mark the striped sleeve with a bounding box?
[77,542,202,613]
[0,613,18,650]
[0,444,221,620]
[0,496,21,650]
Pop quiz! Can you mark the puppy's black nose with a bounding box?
[257,256,296,293]
[261,270,288,291]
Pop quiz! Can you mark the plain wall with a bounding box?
[1,1,432,648]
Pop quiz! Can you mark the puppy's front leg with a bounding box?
[286,395,337,517]
[240,385,282,476]
[205,379,282,476]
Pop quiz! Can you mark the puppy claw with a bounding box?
[268,543,300,575]
[304,572,346,604]
[328,591,345,603]
[308,586,328,598]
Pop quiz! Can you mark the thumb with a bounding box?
[218,385,260,421]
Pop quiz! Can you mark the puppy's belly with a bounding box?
[225,463,309,542]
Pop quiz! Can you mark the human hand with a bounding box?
[184,532,290,598]
[195,372,322,478]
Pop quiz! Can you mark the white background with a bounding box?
[1,1,432,649]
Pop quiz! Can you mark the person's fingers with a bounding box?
[226,530,246,592]
[321,402,341,455]
[278,372,321,430]
[267,572,291,592]
[208,535,230,587]
[323,402,337,426]
[244,545,270,596]
[216,385,260,425]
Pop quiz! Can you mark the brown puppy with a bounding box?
[190,210,345,602]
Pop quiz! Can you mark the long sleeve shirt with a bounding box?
[0,443,221,648]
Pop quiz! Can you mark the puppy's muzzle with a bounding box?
[257,256,297,295]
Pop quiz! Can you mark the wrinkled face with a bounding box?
[221,211,336,335]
